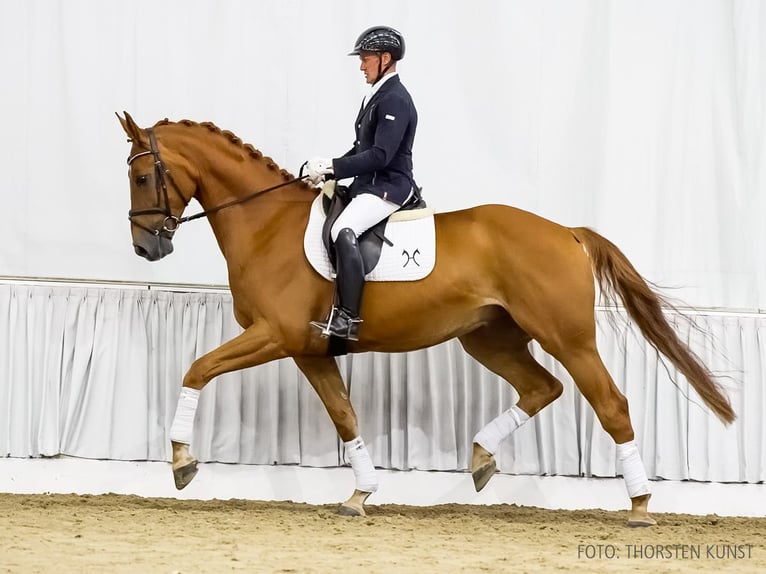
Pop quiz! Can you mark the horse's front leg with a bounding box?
[169,320,286,490]
[293,356,377,517]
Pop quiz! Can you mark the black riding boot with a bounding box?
[310,228,365,341]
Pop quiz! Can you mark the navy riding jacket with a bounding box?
[332,75,417,206]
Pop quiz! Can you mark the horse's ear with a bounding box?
[116,111,148,146]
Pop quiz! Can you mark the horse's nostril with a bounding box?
[134,244,149,258]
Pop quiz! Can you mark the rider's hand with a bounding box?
[304,157,334,186]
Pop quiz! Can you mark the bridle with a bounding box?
[126,128,186,237]
[126,127,309,236]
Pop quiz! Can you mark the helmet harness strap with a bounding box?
[373,52,394,85]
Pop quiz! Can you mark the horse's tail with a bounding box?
[571,226,736,425]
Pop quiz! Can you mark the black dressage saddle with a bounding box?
[320,183,426,275]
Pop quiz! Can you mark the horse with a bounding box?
[117,112,735,526]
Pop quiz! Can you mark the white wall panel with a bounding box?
[0,1,764,308]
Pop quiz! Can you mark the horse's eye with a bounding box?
[135,174,149,186]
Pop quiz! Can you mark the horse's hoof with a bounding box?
[627,493,656,527]
[470,443,497,492]
[627,516,657,528]
[173,460,198,490]
[472,459,497,492]
[337,503,365,517]
[337,489,372,516]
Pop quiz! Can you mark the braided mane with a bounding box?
[154,118,307,186]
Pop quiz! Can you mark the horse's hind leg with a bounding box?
[459,315,564,491]
[293,355,375,517]
[555,344,656,527]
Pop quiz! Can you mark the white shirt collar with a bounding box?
[363,71,398,107]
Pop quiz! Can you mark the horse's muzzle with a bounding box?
[133,235,174,261]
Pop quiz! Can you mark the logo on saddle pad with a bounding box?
[303,185,436,282]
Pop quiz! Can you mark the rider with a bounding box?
[306,25,419,341]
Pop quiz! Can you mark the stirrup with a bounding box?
[310,307,362,341]
[309,319,333,338]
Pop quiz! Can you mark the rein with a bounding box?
[178,175,307,224]
[127,128,308,236]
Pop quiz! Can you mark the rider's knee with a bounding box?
[333,226,357,245]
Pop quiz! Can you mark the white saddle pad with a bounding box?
[303,194,436,282]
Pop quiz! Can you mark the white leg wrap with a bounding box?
[344,436,378,493]
[473,404,530,455]
[616,440,651,498]
[169,387,200,445]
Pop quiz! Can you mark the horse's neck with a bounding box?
[199,166,305,212]
[194,160,312,272]
[163,127,315,293]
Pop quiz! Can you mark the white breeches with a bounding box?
[331,192,400,241]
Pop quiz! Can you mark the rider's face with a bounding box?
[358,52,391,84]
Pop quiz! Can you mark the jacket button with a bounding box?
[357,123,361,128]
[356,140,360,145]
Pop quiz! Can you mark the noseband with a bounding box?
[126,128,187,237]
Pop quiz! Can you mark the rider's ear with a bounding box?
[117,111,149,147]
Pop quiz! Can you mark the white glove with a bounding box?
[304,156,334,186]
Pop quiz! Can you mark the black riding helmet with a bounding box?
[348,26,405,61]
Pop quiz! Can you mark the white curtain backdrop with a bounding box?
[1,284,763,483]
[1,1,765,486]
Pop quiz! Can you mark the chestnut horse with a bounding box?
[117,112,734,525]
